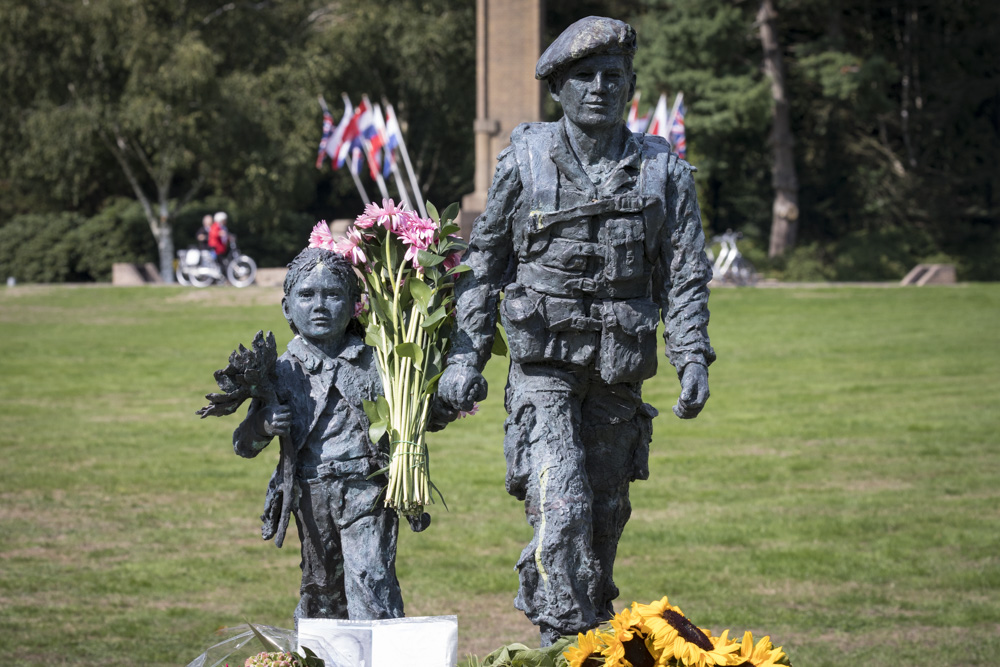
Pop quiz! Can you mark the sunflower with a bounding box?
[631,596,688,648]
[730,631,787,667]
[633,598,738,667]
[602,609,659,667]
[564,630,608,667]
[661,627,739,667]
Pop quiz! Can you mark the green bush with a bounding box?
[0,200,156,284]
[777,242,835,282]
[0,212,87,283]
[831,227,924,281]
[73,199,157,281]
[944,220,1000,281]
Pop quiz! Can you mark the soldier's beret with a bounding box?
[535,16,637,81]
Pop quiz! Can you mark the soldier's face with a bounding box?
[282,265,352,345]
[552,54,635,131]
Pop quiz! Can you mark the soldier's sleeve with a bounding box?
[658,159,716,376]
[448,147,520,371]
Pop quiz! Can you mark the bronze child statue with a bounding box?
[201,247,409,622]
[437,16,715,644]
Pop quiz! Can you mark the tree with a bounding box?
[303,0,475,209]
[7,0,991,282]
[632,0,773,242]
[0,0,477,282]
[1,0,323,282]
[4,1,221,281]
[631,0,1000,278]
[757,0,800,258]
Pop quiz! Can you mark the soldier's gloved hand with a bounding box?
[258,403,292,437]
[437,363,488,413]
[673,363,709,419]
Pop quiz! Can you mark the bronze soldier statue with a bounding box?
[438,16,715,644]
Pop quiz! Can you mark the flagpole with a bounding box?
[388,159,413,209]
[380,98,415,209]
[349,157,371,205]
[373,101,413,209]
[385,102,427,218]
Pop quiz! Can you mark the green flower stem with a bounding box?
[380,237,436,512]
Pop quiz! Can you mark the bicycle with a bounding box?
[707,229,758,286]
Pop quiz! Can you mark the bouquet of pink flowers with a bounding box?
[309,199,470,516]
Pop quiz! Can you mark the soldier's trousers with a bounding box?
[293,471,403,621]
[503,361,656,636]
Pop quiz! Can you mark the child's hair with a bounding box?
[283,247,363,337]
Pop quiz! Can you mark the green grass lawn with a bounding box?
[1,284,998,666]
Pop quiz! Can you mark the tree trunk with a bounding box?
[153,213,174,284]
[103,128,177,283]
[758,0,800,259]
[155,223,175,284]
[156,183,175,284]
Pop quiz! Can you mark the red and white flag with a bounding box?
[626,91,649,133]
[647,93,669,138]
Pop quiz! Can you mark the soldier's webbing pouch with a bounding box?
[500,282,599,368]
[598,298,659,384]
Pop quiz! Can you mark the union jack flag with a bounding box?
[315,110,334,169]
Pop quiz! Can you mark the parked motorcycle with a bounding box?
[175,237,257,288]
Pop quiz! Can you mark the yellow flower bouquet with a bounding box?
[476,595,791,667]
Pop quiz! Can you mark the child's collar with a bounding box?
[288,334,365,372]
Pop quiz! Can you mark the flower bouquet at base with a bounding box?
[309,198,479,517]
[476,595,791,667]
[184,622,326,667]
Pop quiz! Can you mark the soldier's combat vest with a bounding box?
[500,122,677,384]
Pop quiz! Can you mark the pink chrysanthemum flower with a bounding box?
[458,403,480,419]
[308,221,336,251]
[356,197,403,231]
[443,249,463,271]
[398,229,431,262]
[354,292,369,318]
[397,214,438,266]
[333,227,368,266]
[371,197,406,232]
[354,205,378,230]
[407,213,438,237]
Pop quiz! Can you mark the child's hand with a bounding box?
[260,404,292,437]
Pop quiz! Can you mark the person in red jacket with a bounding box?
[208,211,230,258]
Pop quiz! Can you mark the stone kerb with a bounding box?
[901,263,957,286]
[112,262,163,286]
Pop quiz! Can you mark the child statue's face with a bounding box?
[283,265,352,345]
